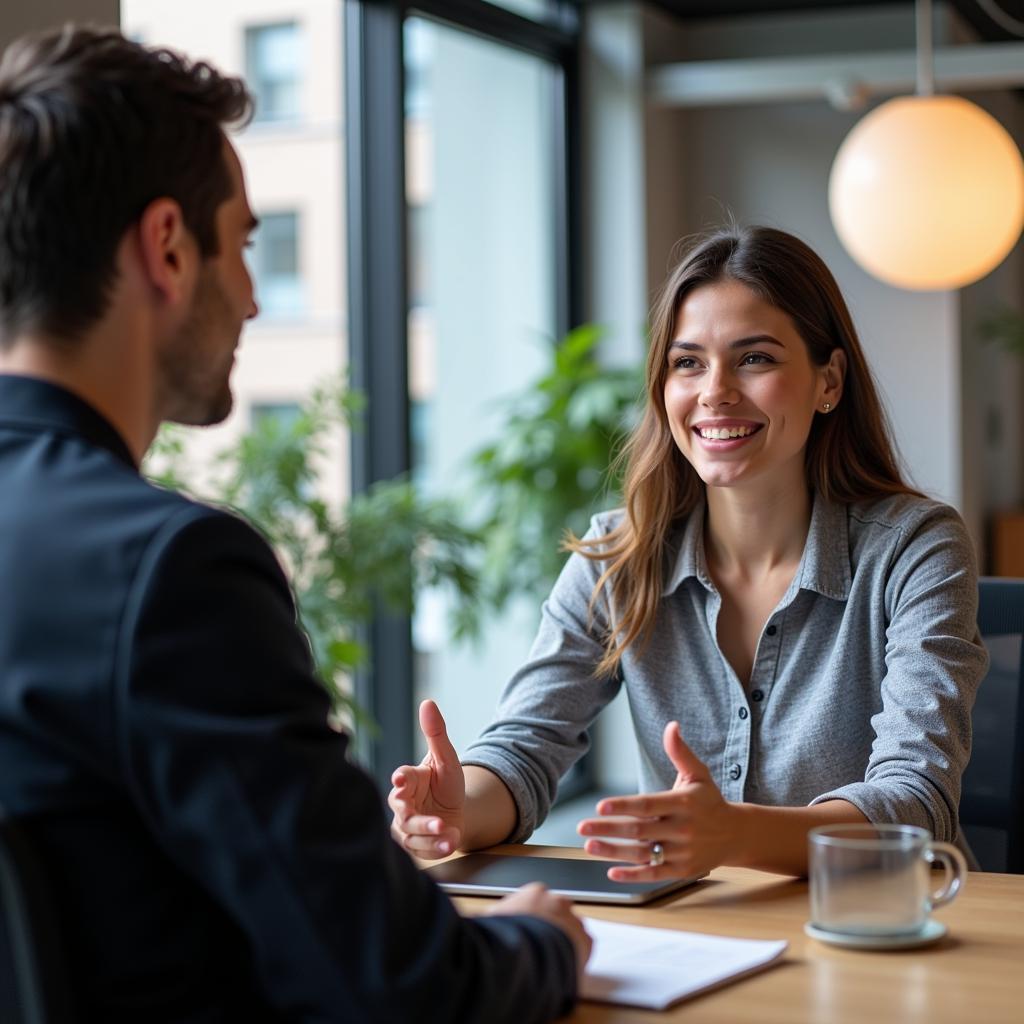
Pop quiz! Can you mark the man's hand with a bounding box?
[488,883,593,980]
[388,700,466,858]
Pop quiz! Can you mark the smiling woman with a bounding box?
[388,225,989,884]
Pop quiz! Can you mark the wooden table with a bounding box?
[453,845,1024,1023]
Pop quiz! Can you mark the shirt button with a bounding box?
[729,764,742,780]
[738,707,749,720]
[751,689,764,702]
[765,625,777,636]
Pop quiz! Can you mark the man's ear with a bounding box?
[135,198,196,305]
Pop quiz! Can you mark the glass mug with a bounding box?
[808,824,967,936]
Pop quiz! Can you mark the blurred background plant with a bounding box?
[145,380,484,719]
[144,327,642,717]
[466,324,642,604]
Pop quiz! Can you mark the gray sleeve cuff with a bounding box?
[809,778,956,842]
[461,751,547,844]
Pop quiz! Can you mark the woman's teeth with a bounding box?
[698,425,756,440]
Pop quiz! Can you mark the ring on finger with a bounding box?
[648,841,665,867]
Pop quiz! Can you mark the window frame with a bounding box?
[344,0,581,789]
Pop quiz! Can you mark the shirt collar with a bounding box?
[795,491,852,601]
[661,489,852,601]
[662,493,710,596]
[0,374,138,470]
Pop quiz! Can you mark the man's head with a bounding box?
[0,24,258,424]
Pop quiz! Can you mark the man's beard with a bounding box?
[158,269,238,427]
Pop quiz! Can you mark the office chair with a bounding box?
[0,810,76,1023]
[960,578,1024,873]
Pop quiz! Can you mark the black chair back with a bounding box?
[0,811,76,1023]
[960,577,1024,873]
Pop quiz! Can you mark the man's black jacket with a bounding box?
[0,374,576,1022]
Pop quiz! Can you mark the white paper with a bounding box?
[580,917,788,1010]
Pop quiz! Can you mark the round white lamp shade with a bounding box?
[829,95,1024,290]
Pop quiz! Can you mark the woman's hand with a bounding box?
[577,720,743,881]
[388,700,466,859]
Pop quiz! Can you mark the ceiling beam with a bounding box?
[648,40,1024,109]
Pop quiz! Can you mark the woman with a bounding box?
[389,226,988,879]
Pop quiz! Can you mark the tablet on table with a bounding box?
[426,852,705,905]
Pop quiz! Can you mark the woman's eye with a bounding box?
[672,356,699,370]
[740,352,773,365]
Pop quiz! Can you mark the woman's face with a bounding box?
[662,278,842,493]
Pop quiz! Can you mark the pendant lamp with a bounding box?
[828,0,1024,290]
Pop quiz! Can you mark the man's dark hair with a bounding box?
[0,24,253,343]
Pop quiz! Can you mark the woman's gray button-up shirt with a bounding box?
[463,492,989,846]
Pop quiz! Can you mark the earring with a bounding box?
[822,402,832,412]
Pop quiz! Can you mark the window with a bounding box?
[251,402,302,432]
[251,211,305,318]
[245,22,302,123]
[345,1,579,786]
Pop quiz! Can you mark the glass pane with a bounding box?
[404,17,557,755]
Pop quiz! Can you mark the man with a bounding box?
[0,24,589,1021]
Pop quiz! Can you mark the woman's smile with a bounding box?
[692,419,765,450]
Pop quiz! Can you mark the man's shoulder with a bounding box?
[88,469,264,566]
[124,487,277,598]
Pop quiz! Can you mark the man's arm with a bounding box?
[116,508,578,1023]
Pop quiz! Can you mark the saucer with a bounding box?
[803,919,947,950]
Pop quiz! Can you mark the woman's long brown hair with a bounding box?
[570,226,922,678]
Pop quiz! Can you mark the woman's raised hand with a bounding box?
[388,699,466,858]
[576,720,742,880]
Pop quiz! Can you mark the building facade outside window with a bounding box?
[122,0,348,504]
